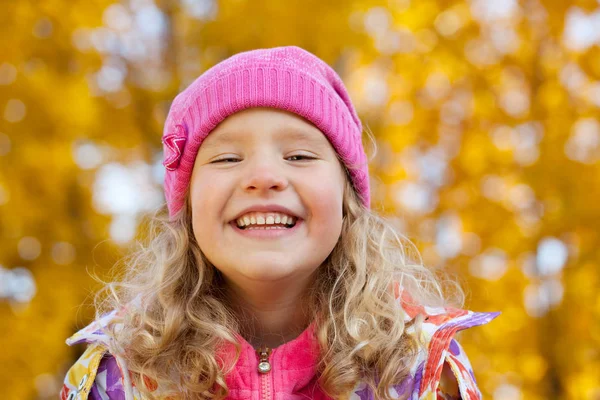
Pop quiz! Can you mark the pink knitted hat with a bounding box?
[161,46,370,218]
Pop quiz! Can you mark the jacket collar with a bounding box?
[216,319,328,398]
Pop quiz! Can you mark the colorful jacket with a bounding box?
[61,286,500,399]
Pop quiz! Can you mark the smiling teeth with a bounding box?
[236,212,297,228]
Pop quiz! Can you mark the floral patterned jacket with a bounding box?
[61,285,500,399]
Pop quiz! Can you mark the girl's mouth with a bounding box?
[229,219,303,239]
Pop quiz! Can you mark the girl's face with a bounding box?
[189,107,346,288]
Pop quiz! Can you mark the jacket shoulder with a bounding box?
[421,311,500,399]
[62,308,138,399]
[438,338,480,399]
[393,282,501,399]
[60,342,109,400]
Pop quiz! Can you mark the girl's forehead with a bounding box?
[207,125,323,144]
[201,121,330,152]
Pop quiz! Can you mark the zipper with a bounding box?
[256,345,272,400]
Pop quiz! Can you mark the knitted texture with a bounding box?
[161,46,370,218]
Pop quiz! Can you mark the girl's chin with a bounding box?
[235,265,300,282]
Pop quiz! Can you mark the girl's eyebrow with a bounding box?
[202,126,327,150]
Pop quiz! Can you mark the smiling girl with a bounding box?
[61,46,499,400]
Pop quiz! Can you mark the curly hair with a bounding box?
[95,132,465,399]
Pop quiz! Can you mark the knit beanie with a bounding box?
[161,45,370,218]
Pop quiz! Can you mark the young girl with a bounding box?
[61,46,500,400]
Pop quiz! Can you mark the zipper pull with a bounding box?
[256,345,272,374]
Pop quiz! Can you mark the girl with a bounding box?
[61,46,500,400]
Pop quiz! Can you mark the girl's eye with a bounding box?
[211,155,316,163]
[286,155,316,161]
[211,157,240,163]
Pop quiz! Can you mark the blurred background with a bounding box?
[1,0,599,398]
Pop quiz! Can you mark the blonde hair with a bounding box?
[95,130,465,399]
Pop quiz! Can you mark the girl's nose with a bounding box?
[241,158,289,195]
